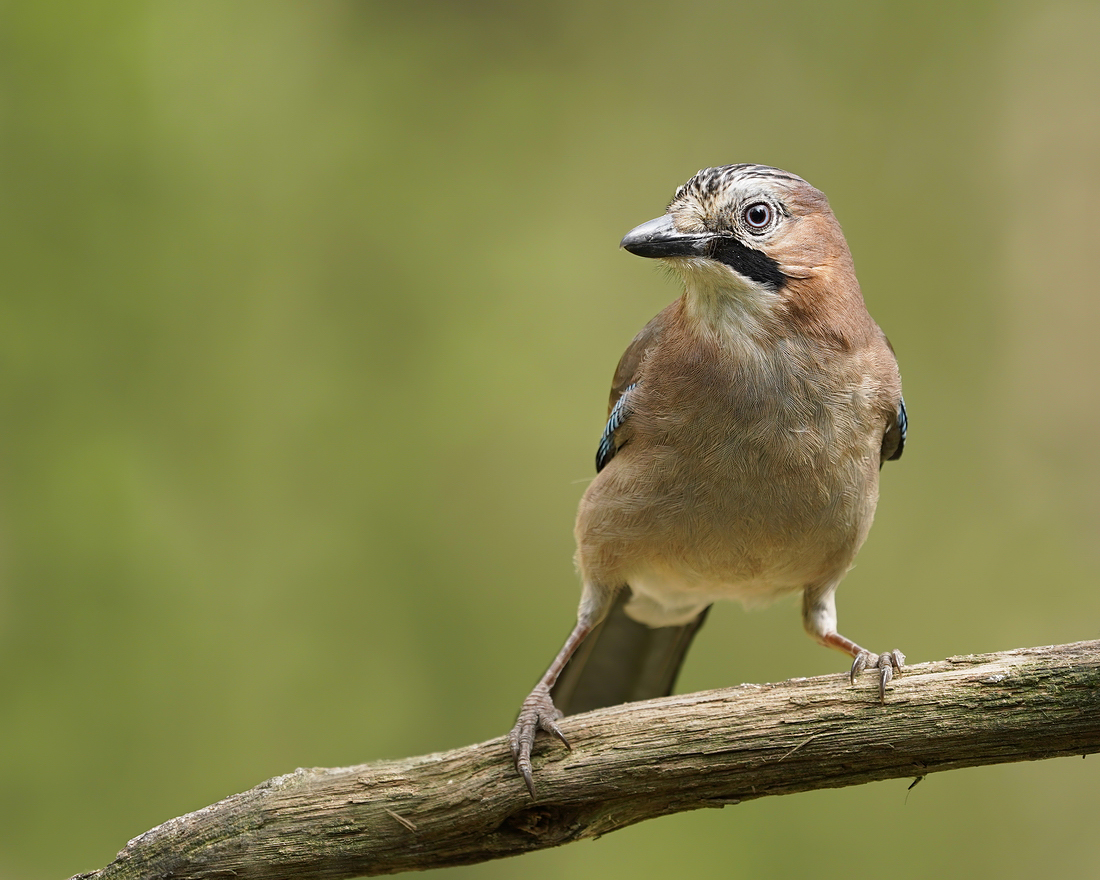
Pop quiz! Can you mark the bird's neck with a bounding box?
[680,266,786,347]
[680,264,870,356]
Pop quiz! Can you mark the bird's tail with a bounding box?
[551,591,710,716]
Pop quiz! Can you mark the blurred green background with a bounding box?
[2,1,1100,878]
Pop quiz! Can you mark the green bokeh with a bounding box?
[2,2,1099,878]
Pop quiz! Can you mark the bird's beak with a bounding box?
[620,215,709,259]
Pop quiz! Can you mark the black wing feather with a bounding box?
[881,396,907,464]
[596,383,636,472]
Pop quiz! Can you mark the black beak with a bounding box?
[620,215,710,259]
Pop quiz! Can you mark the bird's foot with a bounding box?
[850,649,905,702]
[508,684,569,798]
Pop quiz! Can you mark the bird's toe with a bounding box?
[508,686,569,798]
[849,648,905,702]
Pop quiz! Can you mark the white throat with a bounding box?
[675,257,784,345]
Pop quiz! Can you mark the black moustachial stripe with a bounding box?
[708,235,787,290]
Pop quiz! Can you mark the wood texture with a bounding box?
[72,641,1100,879]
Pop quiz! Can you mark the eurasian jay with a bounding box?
[509,164,906,796]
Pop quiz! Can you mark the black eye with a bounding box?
[743,202,772,231]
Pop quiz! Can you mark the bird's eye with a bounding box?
[743,202,773,231]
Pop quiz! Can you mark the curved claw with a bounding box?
[849,651,869,683]
[849,648,905,702]
[508,686,570,798]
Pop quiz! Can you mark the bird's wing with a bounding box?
[596,301,676,472]
[607,302,674,409]
[881,396,907,464]
[596,384,635,472]
[558,299,710,715]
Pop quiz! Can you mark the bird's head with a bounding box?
[621,164,863,340]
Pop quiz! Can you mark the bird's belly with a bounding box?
[576,442,879,627]
[622,548,828,627]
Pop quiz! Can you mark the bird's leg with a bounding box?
[509,618,594,798]
[510,584,617,797]
[803,587,904,702]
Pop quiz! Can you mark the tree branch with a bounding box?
[72,641,1100,879]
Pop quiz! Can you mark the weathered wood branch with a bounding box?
[72,641,1100,880]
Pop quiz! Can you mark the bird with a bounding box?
[508,163,906,797]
